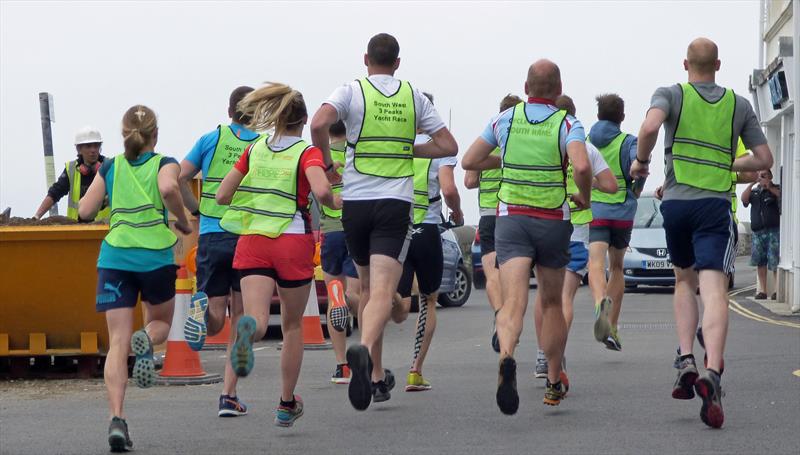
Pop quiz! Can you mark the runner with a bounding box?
[178,86,261,417]
[310,33,458,411]
[78,105,192,451]
[586,93,643,352]
[532,95,618,380]
[217,83,341,428]
[462,60,592,414]
[320,120,361,385]
[391,92,464,392]
[633,37,772,428]
[464,94,522,353]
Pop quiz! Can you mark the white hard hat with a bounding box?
[74,126,103,145]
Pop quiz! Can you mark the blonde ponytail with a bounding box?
[122,105,157,160]
[237,82,307,138]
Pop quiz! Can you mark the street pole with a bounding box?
[38,92,57,216]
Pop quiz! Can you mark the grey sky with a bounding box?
[0,1,760,223]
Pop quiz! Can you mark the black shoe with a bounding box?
[754,292,767,300]
[108,417,133,452]
[383,368,395,392]
[771,292,777,300]
[372,368,395,402]
[496,356,519,415]
[346,344,373,411]
[672,355,699,400]
[695,370,724,429]
[491,331,500,353]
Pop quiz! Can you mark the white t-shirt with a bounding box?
[571,142,610,244]
[416,134,457,224]
[324,75,446,202]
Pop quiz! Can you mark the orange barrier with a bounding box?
[301,288,331,350]
[204,313,231,350]
[157,267,221,385]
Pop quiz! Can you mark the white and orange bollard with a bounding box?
[156,266,222,385]
[278,287,332,351]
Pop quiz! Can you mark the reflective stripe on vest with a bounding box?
[730,173,739,224]
[478,148,502,210]
[220,138,307,238]
[498,104,567,210]
[412,158,432,224]
[321,144,346,219]
[199,125,262,219]
[590,133,629,204]
[351,78,416,178]
[105,154,177,250]
[66,161,110,221]
[671,83,735,192]
[566,162,592,225]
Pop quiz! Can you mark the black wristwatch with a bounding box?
[635,156,651,164]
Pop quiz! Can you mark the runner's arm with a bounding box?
[731,143,773,173]
[567,141,591,208]
[158,162,190,228]
[215,168,244,206]
[178,160,200,214]
[78,173,106,221]
[464,170,479,189]
[306,166,338,210]
[310,104,338,168]
[462,138,500,171]
[414,127,458,159]
[439,164,463,225]
[593,168,618,194]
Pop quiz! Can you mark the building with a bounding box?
[749,0,800,309]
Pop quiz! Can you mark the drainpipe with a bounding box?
[792,0,800,310]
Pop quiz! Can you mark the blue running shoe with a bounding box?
[130,329,155,388]
[231,316,256,377]
[184,291,209,351]
[218,394,248,417]
[275,395,304,427]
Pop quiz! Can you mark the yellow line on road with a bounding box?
[793,370,800,378]
[727,286,800,329]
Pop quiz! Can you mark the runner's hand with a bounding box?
[630,159,649,179]
[570,192,589,210]
[174,219,193,235]
[449,209,464,227]
[326,161,344,184]
[655,186,664,200]
[332,193,343,210]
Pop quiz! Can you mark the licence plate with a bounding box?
[643,260,672,269]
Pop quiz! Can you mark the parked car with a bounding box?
[438,226,472,307]
[623,195,675,288]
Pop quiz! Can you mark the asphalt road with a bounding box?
[1,258,798,455]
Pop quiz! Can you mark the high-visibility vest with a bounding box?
[321,143,346,219]
[730,138,747,224]
[566,162,592,225]
[412,158,433,224]
[199,125,261,219]
[478,148,502,210]
[105,154,177,250]
[671,83,735,192]
[351,78,416,178]
[66,161,110,221]
[220,138,308,238]
[589,133,629,204]
[498,104,567,209]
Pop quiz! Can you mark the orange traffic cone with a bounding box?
[157,267,222,385]
[301,290,331,350]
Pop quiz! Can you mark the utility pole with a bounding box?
[38,92,57,216]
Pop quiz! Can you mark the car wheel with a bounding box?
[439,264,472,307]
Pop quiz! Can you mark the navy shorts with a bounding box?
[96,265,177,312]
[320,231,358,278]
[196,232,241,297]
[566,241,589,277]
[661,198,736,273]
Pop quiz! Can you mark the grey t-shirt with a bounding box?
[650,82,767,201]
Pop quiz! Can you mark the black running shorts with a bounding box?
[341,199,412,266]
[397,223,444,298]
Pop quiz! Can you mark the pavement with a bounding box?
[1,257,798,455]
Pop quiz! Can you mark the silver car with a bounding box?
[623,195,675,288]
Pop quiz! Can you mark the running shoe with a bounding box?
[108,417,133,452]
[373,369,395,402]
[604,326,622,351]
[491,312,501,353]
[130,329,155,388]
[534,351,548,379]
[672,355,699,400]
[231,316,256,377]
[695,370,724,429]
[559,370,570,397]
[331,363,351,384]
[754,291,767,300]
[405,370,432,392]
[327,280,349,333]
[184,291,209,351]
[543,379,567,406]
[496,356,518,415]
[218,395,248,417]
[274,395,304,427]
[593,297,612,343]
[346,344,373,411]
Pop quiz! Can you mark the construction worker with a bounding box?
[310,33,458,411]
[34,126,110,221]
[464,94,522,353]
[586,94,643,352]
[391,91,464,392]
[78,105,192,452]
[320,119,361,385]
[217,83,340,428]
[633,37,772,429]
[178,86,260,417]
[462,60,592,414]
[532,95,618,380]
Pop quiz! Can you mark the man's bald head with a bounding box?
[525,59,562,100]
[686,37,720,75]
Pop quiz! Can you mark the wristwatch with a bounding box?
[635,156,650,164]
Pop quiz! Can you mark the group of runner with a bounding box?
[82,33,773,452]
